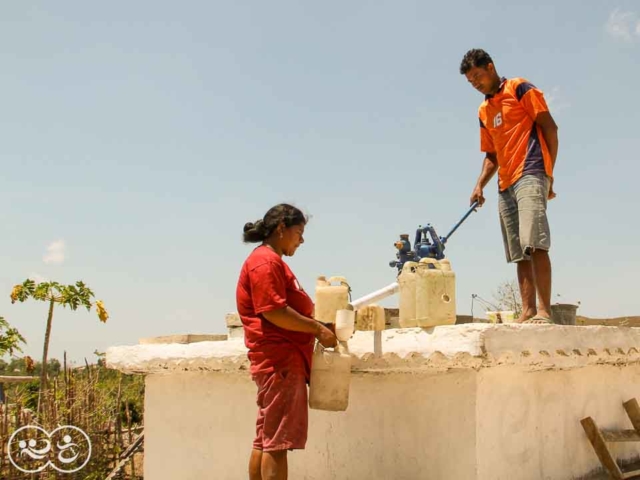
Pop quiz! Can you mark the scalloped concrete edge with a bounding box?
[106,324,640,375]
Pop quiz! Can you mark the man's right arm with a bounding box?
[470,152,498,206]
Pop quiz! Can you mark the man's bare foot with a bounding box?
[514,309,537,324]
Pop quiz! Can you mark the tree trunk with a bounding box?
[37,298,55,418]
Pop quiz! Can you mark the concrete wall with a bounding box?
[142,364,640,480]
[144,373,256,480]
[292,371,477,480]
[144,370,477,480]
[476,365,640,480]
[107,324,640,480]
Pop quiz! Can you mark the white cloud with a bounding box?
[43,240,65,265]
[605,8,640,41]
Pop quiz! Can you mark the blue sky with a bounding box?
[2,1,639,363]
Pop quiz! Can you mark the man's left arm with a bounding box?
[518,82,560,172]
[535,111,559,199]
[535,111,559,170]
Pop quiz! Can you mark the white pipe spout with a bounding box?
[350,282,399,310]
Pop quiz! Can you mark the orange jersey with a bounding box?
[478,77,553,191]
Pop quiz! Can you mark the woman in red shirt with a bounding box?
[236,203,337,480]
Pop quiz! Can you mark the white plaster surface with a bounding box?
[107,324,640,374]
[105,324,640,479]
[144,370,478,480]
[106,337,249,374]
[476,365,640,480]
[141,365,640,480]
[138,333,227,345]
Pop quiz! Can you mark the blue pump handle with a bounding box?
[442,201,479,244]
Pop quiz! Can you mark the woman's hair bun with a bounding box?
[242,219,267,243]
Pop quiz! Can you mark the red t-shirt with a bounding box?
[236,245,315,379]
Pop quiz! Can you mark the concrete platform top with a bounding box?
[139,334,228,345]
[106,323,640,375]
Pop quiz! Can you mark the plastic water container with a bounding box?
[415,258,456,327]
[486,311,516,323]
[315,276,350,324]
[335,309,355,341]
[308,342,351,411]
[398,261,418,327]
[355,304,386,331]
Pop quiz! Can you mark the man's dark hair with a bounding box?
[459,49,494,75]
[243,203,308,243]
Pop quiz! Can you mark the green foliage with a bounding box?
[13,279,95,310]
[0,316,26,357]
[33,280,53,301]
[10,278,109,424]
[3,357,61,376]
[47,358,61,375]
[61,281,94,311]
[1,362,145,478]
[120,399,143,424]
[94,350,106,367]
[10,279,35,303]
[23,381,40,410]
[4,279,123,478]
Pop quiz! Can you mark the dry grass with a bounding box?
[0,361,144,479]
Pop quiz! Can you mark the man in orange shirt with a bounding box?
[460,49,559,324]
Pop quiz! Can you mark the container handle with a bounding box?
[314,342,334,366]
[328,276,349,286]
[314,340,348,356]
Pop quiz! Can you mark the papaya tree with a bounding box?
[10,279,109,415]
[0,316,26,357]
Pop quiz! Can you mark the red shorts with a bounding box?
[252,367,308,452]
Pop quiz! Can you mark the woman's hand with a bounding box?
[315,323,338,348]
[317,321,335,334]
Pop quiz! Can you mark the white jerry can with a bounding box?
[308,342,351,412]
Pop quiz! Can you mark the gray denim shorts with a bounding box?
[498,173,551,263]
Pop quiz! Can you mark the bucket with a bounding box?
[415,258,456,327]
[398,261,418,327]
[551,304,578,325]
[315,276,350,324]
[308,342,351,411]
